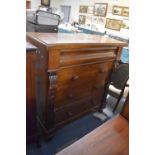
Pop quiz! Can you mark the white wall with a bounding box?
[30,0,129,37]
[31,0,60,11]
[31,0,128,13]
[31,0,128,20]
[55,0,129,37]
[55,0,129,22]
[31,0,40,11]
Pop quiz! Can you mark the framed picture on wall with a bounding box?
[85,16,92,24]
[122,7,129,17]
[41,0,50,7]
[79,15,86,25]
[94,3,108,17]
[121,19,129,29]
[79,5,88,13]
[92,16,98,24]
[98,17,105,25]
[87,6,94,14]
[112,6,123,16]
[105,18,122,31]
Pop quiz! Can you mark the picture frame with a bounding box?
[105,18,122,31]
[122,7,129,17]
[112,6,123,16]
[94,3,108,17]
[92,16,98,24]
[79,15,86,25]
[87,6,94,14]
[41,0,50,7]
[121,20,129,29]
[79,5,88,13]
[85,16,92,24]
[98,17,105,25]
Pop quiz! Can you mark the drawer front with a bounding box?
[55,81,105,108]
[54,97,100,125]
[57,61,114,85]
[59,47,116,67]
[55,85,92,108]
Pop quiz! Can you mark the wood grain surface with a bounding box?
[56,115,129,155]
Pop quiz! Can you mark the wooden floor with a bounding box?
[56,115,129,155]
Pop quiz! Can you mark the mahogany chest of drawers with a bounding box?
[26,32,127,136]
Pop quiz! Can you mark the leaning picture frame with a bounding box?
[94,3,108,17]
[105,18,122,31]
[41,0,50,7]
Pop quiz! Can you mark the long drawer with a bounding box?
[54,96,101,126]
[55,81,105,108]
[57,61,114,85]
[59,47,116,67]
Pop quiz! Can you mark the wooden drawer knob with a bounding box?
[91,100,96,106]
[99,69,106,73]
[93,83,105,90]
[67,111,73,117]
[93,85,100,89]
[67,93,73,98]
[71,75,79,80]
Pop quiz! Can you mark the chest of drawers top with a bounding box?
[26,33,127,70]
[26,41,37,51]
[26,32,127,48]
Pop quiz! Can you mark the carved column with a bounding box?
[45,71,57,128]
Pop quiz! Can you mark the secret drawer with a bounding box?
[54,97,100,125]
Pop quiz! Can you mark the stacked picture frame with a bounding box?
[105,18,123,31]
[79,3,108,16]
[78,3,108,25]
[79,6,88,13]
[94,3,108,17]
[78,3,129,31]
[112,6,129,17]
[105,6,129,31]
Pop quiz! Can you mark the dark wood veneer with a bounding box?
[26,42,38,143]
[121,94,129,120]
